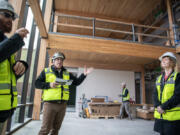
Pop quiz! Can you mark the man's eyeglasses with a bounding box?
[0,11,15,20]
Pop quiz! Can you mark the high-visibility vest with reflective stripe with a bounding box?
[122,88,130,102]
[0,54,17,111]
[43,68,70,101]
[154,72,180,121]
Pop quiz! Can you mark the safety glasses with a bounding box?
[0,11,15,20]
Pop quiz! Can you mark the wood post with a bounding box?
[141,66,146,104]
[138,28,143,43]
[175,53,180,72]
[53,15,58,32]
[32,0,53,120]
[166,0,175,46]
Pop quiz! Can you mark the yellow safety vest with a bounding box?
[43,67,70,101]
[122,88,130,102]
[0,54,17,111]
[154,72,180,121]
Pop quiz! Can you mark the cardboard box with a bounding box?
[136,109,154,120]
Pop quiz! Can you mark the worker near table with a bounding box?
[35,52,93,135]
[0,0,29,134]
[118,82,132,120]
[153,52,180,135]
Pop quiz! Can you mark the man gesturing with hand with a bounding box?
[0,0,29,133]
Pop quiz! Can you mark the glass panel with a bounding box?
[11,107,20,127]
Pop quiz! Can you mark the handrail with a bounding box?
[55,13,170,31]
[54,13,172,45]
[57,23,171,40]
[17,103,33,108]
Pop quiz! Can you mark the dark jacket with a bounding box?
[35,65,86,101]
[153,71,180,134]
[0,30,28,122]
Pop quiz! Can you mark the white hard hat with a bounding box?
[121,82,126,85]
[52,52,65,61]
[0,0,18,19]
[159,52,176,61]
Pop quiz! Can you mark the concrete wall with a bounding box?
[75,68,135,111]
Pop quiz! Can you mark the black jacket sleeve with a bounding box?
[161,73,180,110]
[70,73,86,86]
[35,69,51,89]
[122,89,129,97]
[153,87,161,107]
[13,60,29,80]
[0,34,24,63]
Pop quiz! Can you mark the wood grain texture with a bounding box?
[28,0,48,38]
[48,33,176,59]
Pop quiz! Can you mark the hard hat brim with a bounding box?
[0,8,18,19]
[159,55,176,61]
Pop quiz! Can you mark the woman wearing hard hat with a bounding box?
[153,52,180,135]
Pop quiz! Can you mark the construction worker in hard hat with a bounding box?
[118,82,132,120]
[35,52,93,135]
[0,0,29,134]
[153,52,180,135]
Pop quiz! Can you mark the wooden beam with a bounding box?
[28,0,48,38]
[7,0,26,37]
[141,66,146,104]
[53,15,58,32]
[63,59,142,72]
[32,0,53,120]
[166,0,175,46]
[48,33,176,59]
[44,0,53,31]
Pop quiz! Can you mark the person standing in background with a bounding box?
[118,82,132,120]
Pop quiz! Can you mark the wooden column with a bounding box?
[32,0,53,120]
[166,0,175,46]
[175,53,180,72]
[141,66,146,104]
[53,15,58,32]
[7,0,26,37]
[138,28,143,43]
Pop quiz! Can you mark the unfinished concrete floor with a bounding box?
[14,112,157,135]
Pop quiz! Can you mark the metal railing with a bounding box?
[53,13,173,46]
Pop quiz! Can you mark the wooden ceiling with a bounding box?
[54,0,161,22]
[53,0,162,39]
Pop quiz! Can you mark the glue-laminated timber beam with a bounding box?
[48,33,176,60]
[32,0,53,120]
[166,0,175,46]
[63,59,142,72]
[28,0,48,38]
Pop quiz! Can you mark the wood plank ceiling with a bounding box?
[48,0,170,71]
[54,0,161,38]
